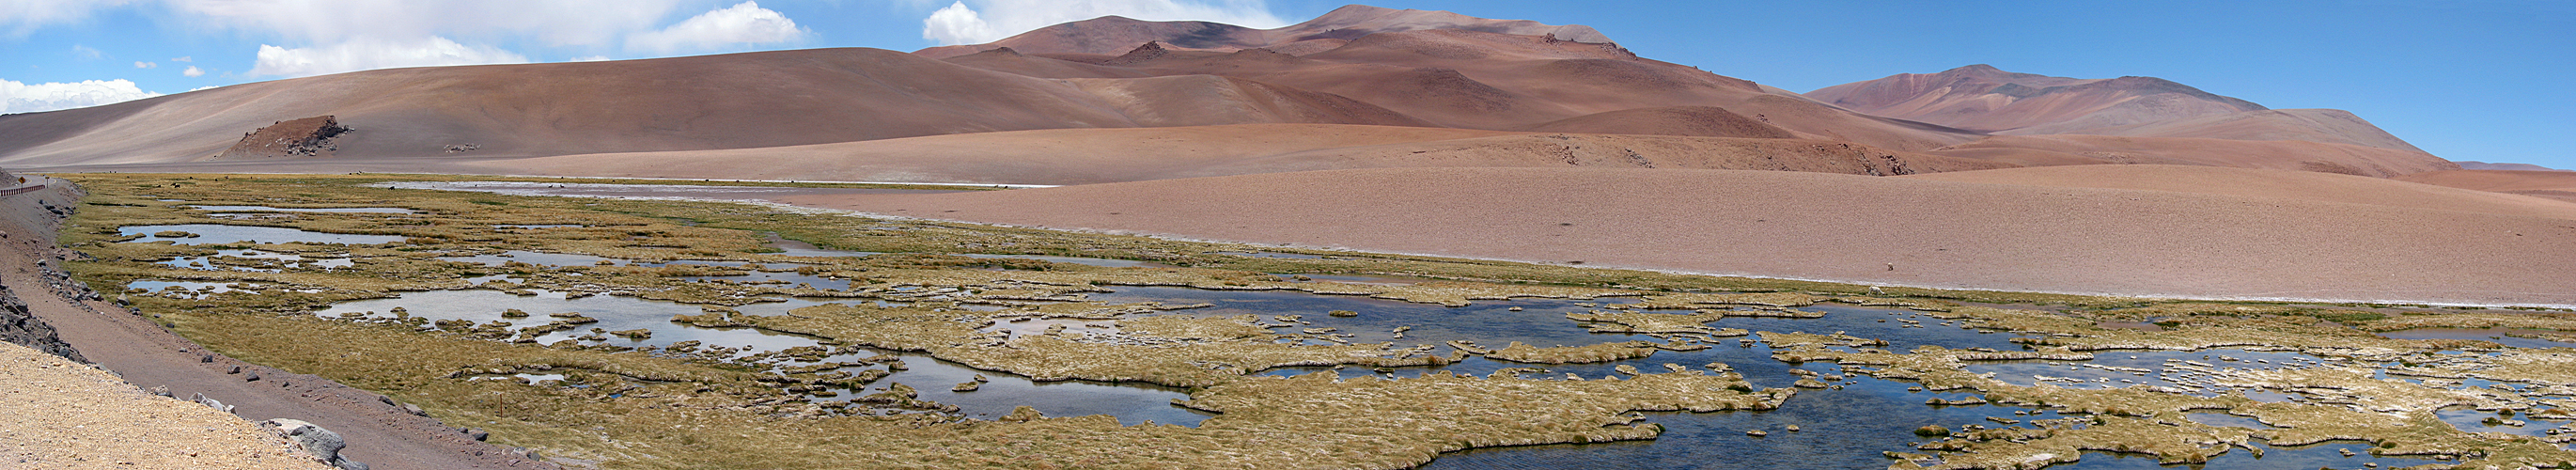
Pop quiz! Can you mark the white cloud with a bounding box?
[134,61,156,69]
[162,0,690,47]
[182,65,204,77]
[70,44,101,58]
[626,1,805,54]
[249,37,529,78]
[0,0,138,36]
[188,86,218,92]
[1,78,162,114]
[922,2,996,45]
[170,55,191,62]
[920,0,1288,46]
[569,55,612,62]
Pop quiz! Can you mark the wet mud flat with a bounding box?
[55,174,2576,469]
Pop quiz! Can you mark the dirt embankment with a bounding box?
[0,176,557,470]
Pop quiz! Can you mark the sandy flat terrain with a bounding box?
[774,166,2576,306]
[1931,134,2455,177]
[1897,164,2576,219]
[2396,169,2576,203]
[443,124,2004,184]
[0,341,336,470]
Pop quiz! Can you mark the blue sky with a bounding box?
[5,0,2569,168]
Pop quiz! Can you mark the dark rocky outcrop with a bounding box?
[267,418,371,470]
[219,116,351,159]
[1,280,83,362]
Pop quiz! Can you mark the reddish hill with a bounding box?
[1805,64,2264,133]
[2061,108,2426,152]
[944,27,1981,150]
[1806,65,2447,174]
[913,5,1612,58]
[0,48,1418,165]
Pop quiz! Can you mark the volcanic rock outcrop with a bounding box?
[0,283,82,361]
[219,116,351,159]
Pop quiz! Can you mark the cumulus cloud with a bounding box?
[922,2,997,45]
[182,65,204,77]
[920,0,1287,46]
[134,61,155,69]
[0,78,162,114]
[249,37,529,78]
[626,1,805,54]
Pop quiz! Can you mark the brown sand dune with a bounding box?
[1897,164,2576,219]
[773,167,2576,306]
[2047,108,2427,152]
[1806,64,2265,133]
[1932,134,2457,177]
[2396,169,2576,203]
[455,124,2005,184]
[913,5,1609,59]
[1518,106,1800,138]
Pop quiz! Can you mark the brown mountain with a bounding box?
[0,48,1424,165]
[2061,108,2425,152]
[0,6,2456,182]
[935,26,1981,151]
[1808,64,2453,176]
[913,5,1611,58]
[0,8,1980,170]
[1805,64,2266,133]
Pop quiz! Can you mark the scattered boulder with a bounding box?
[265,418,369,470]
[191,392,235,414]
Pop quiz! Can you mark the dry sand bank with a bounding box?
[0,341,336,470]
[773,166,2576,306]
[451,125,2004,184]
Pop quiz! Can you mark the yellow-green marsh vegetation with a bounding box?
[53,173,2576,469]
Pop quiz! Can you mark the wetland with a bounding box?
[53,173,2576,469]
